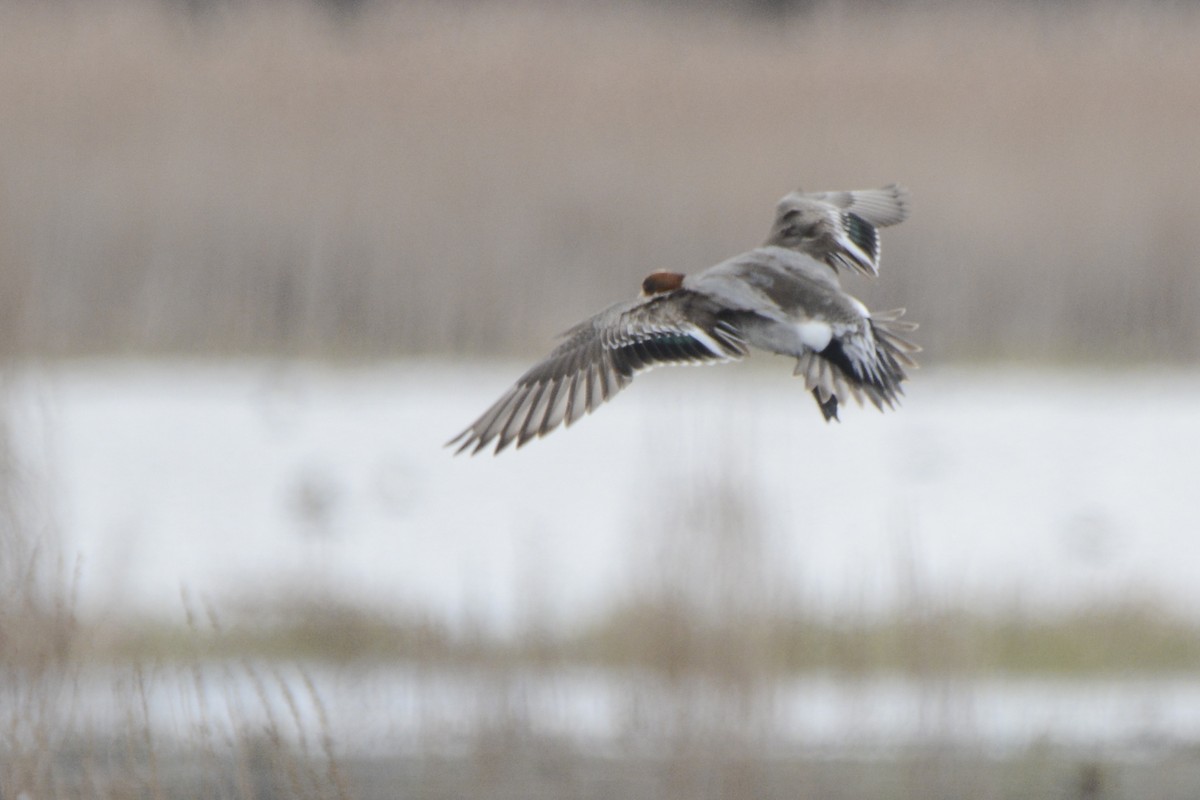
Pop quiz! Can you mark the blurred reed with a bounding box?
[0,1,1197,362]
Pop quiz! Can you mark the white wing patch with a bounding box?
[795,320,833,352]
[685,323,742,360]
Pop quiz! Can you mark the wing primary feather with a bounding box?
[536,377,565,437]
[541,377,572,436]
[453,386,520,455]
[586,363,603,412]
[495,388,539,454]
[516,381,551,448]
[564,372,586,427]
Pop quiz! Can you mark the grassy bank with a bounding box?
[60,593,1200,677]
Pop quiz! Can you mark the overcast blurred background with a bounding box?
[3,1,1200,798]
[2,0,1198,362]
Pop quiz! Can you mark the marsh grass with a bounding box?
[565,600,1200,678]
[0,467,351,800]
[1,1,1199,362]
[73,592,1200,678]
[1,612,353,799]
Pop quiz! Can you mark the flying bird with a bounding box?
[449,186,919,456]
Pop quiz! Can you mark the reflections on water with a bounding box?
[62,664,1200,757]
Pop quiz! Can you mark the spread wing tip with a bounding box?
[446,428,490,456]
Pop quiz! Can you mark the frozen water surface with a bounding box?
[8,360,1200,630]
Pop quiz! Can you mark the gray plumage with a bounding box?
[765,184,910,277]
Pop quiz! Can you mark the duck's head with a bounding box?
[641,271,685,297]
[766,192,826,250]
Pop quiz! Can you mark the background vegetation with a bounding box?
[4,1,1200,797]
[1,0,1197,362]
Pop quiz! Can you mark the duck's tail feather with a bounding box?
[793,308,920,421]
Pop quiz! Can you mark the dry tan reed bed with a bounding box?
[1,2,1198,360]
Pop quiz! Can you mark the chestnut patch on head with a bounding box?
[642,271,685,295]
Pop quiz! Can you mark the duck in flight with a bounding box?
[449,185,918,456]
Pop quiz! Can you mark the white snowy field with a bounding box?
[7,359,1200,631]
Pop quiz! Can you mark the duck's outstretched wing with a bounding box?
[766,184,911,277]
[798,185,911,228]
[448,291,748,455]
